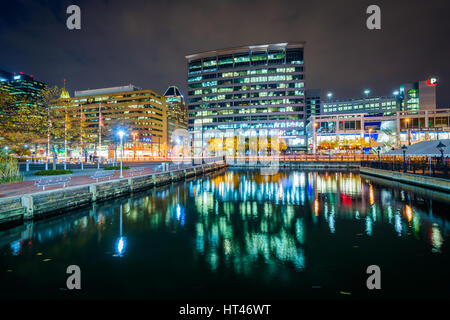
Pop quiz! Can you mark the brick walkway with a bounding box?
[0,166,177,198]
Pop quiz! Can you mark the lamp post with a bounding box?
[405,119,411,146]
[313,122,319,155]
[326,92,333,99]
[437,141,446,166]
[401,144,408,172]
[376,146,381,166]
[368,128,373,152]
[391,147,395,170]
[118,130,125,178]
[364,89,371,97]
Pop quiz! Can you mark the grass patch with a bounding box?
[104,165,130,170]
[33,169,72,176]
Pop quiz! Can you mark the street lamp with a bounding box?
[405,119,411,145]
[313,122,319,155]
[4,146,9,156]
[401,144,408,172]
[368,128,373,151]
[376,146,382,164]
[326,92,333,99]
[117,130,125,178]
[436,141,446,166]
[364,89,371,97]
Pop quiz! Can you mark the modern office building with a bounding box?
[186,42,306,151]
[57,85,167,158]
[164,85,188,146]
[320,78,437,117]
[305,89,322,119]
[306,108,450,153]
[321,96,400,116]
[0,69,46,102]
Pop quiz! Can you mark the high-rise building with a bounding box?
[186,42,306,150]
[0,69,46,102]
[164,85,187,145]
[58,85,167,158]
[305,89,322,120]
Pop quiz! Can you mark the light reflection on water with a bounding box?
[1,169,449,299]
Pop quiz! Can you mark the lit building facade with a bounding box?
[59,85,167,158]
[320,79,437,117]
[186,42,306,150]
[307,109,450,153]
[0,69,46,102]
[164,86,187,146]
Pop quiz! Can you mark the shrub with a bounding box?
[0,154,23,183]
[104,165,130,170]
[33,169,72,176]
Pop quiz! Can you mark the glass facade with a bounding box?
[322,96,400,116]
[0,70,46,104]
[186,43,306,149]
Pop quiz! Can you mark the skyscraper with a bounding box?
[0,69,46,103]
[185,42,306,151]
[164,85,187,146]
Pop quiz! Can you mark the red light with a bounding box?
[30,75,34,78]
[19,72,23,74]
[426,78,437,86]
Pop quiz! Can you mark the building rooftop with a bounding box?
[185,42,306,60]
[74,84,141,97]
[164,86,182,97]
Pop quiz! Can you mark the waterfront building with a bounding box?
[0,69,46,102]
[320,79,437,117]
[163,85,188,147]
[307,108,450,153]
[186,42,306,151]
[57,85,167,159]
[305,89,322,120]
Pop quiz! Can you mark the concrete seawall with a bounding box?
[360,167,450,194]
[0,163,227,226]
[229,161,360,170]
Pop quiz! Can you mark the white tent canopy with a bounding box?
[383,139,450,157]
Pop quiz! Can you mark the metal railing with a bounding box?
[361,158,449,179]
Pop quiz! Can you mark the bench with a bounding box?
[34,175,72,191]
[129,167,145,176]
[91,170,115,182]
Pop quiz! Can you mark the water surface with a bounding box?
[1,169,449,300]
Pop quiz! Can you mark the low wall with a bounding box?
[0,163,227,225]
[360,167,450,193]
[228,161,360,170]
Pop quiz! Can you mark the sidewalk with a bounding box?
[0,164,192,198]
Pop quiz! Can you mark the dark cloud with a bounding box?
[1,0,449,105]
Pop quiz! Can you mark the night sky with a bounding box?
[1,0,450,106]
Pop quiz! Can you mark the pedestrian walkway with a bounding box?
[0,164,191,198]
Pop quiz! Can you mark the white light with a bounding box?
[117,130,125,138]
[13,75,21,80]
[327,92,333,98]
[393,90,399,95]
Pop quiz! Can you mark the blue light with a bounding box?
[115,236,127,257]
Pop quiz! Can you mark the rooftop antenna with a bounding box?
[63,78,66,90]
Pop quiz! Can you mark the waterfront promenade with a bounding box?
[0,162,190,198]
